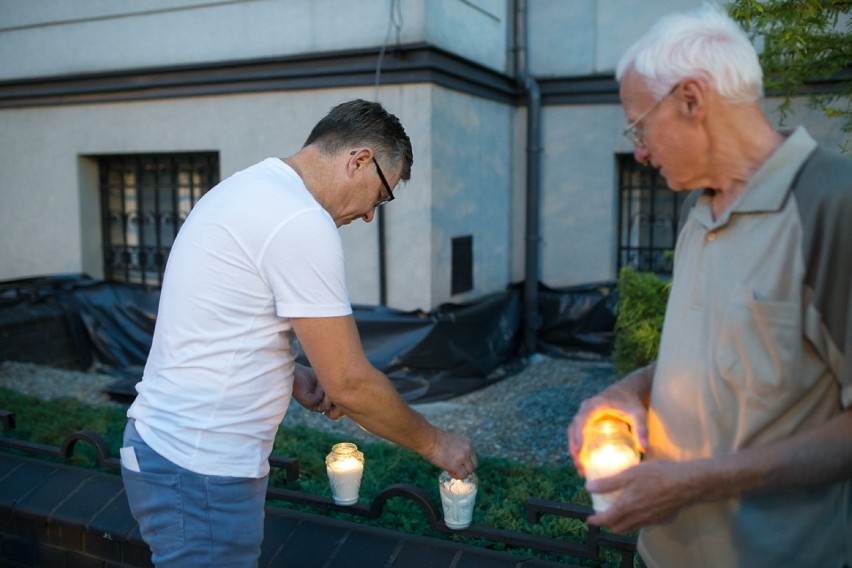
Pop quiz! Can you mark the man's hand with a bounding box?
[567,364,654,476]
[419,429,477,481]
[585,459,704,533]
[585,409,852,534]
[292,364,343,420]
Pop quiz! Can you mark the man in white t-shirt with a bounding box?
[121,99,477,567]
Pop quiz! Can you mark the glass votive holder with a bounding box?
[325,442,364,506]
[580,418,640,513]
[438,470,478,529]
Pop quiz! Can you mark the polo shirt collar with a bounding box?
[735,126,817,213]
[693,127,817,227]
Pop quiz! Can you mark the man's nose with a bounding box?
[362,208,376,223]
[634,144,651,165]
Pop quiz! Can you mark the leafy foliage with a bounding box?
[727,0,852,151]
[612,267,670,376]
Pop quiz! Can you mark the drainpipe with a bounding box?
[515,0,543,355]
[378,208,387,305]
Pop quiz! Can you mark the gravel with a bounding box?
[0,354,618,466]
[0,360,125,408]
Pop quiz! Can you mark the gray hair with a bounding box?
[616,3,763,103]
[303,99,413,182]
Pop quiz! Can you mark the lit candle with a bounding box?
[326,443,364,506]
[438,470,478,529]
[581,418,640,513]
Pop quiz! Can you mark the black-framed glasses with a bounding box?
[622,83,680,148]
[371,157,395,207]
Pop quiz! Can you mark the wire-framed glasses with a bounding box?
[622,83,680,147]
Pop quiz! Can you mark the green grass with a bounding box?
[0,386,635,566]
[0,387,127,470]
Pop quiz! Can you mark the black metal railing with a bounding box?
[0,410,637,567]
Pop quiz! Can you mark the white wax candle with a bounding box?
[447,479,474,495]
[585,443,638,479]
[439,477,477,529]
[584,443,639,513]
[326,456,364,505]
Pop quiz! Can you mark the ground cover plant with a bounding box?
[0,386,636,566]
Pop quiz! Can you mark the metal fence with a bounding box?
[0,410,638,567]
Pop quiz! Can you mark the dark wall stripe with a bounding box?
[0,43,519,108]
[1,42,845,110]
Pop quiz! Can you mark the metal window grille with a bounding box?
[617,155,686,276]
[99,153,219,287]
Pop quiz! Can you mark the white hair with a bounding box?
[616,3,763,103]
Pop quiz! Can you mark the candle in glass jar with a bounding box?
[325,443,364,506]
[581,418,640,513]
[438,471,478,529]
[585,443,639,479]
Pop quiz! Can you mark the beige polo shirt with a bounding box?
[639,128,852,567]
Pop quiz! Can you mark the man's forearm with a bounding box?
[693,408,852,502]
[290,315,473,478]
[329,367,439,456]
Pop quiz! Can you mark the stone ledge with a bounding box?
[0,454,578,568]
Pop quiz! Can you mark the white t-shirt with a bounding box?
[128,158,352,478]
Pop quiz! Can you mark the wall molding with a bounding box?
[1,43,845,111]
[0,43,620,109]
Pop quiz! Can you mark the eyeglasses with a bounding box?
[622,83,679,147]
[372,157,395,207]
[352,150,395,207]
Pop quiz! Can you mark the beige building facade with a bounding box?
[0,0,845,311]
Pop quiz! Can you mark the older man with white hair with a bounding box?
[568,5,852,567]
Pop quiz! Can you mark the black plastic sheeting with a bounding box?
[0,275,616,403]
[349,291,524,401]
[536,282,617,358]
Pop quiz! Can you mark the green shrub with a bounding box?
[612,267,670,376]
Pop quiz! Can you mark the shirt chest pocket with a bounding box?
[715,286,801,398]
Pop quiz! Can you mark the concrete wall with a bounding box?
[425,0,509,74]
[1,0,422,79]
[527,0,701,76]
[0,0,511,80]
[429,88,513,304]
[0,0,515,311]
[0,81,517,310]
[539,103,631,285]
[0,84,457,310]
[1,0,848,309]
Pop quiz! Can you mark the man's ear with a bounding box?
[347,148,370,176]
[679,78,708,123]
[347,149,362,178]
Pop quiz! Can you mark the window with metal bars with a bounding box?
[98,153,219,286]
[617,155,687,276]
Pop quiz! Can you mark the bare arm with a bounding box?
[290,315,477,479]
[587,408,852,533]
